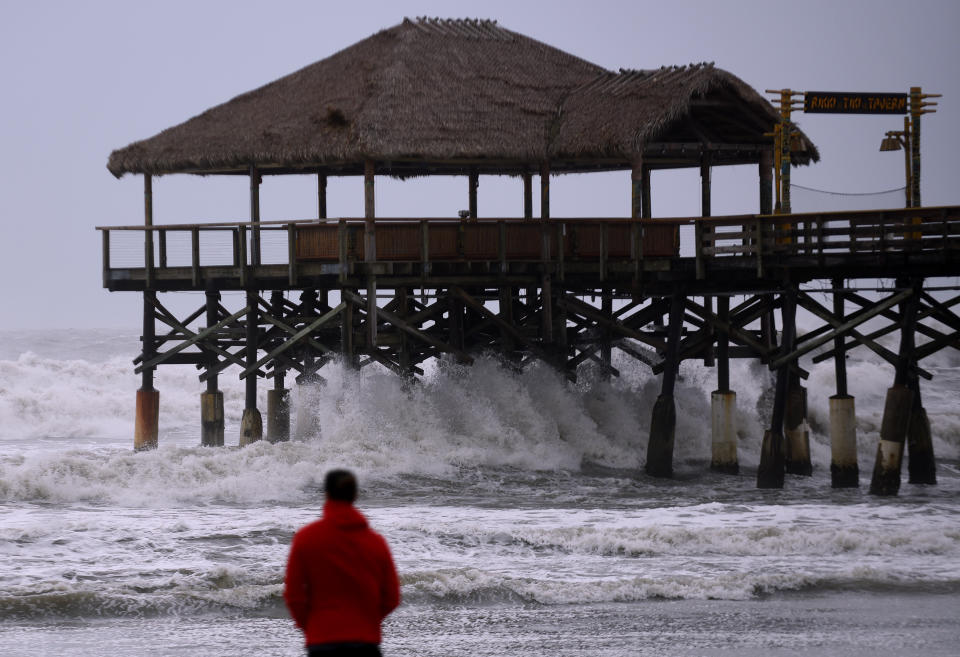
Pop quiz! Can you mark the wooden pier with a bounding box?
[100,18,959,494]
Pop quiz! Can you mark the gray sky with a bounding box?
[2,0,958,329]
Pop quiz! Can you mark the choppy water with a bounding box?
[1,328,958,656]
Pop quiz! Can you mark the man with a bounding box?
[284,469,400,657]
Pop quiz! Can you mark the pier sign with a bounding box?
[804,91,908,114]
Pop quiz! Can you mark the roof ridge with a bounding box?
[405,16,512,40]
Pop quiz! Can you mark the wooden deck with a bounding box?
[99,206,960,294]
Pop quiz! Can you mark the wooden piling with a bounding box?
[200,391,224,448]
[711,296,738,473]
[829,279,857,486]
[869,280,920,495]
[240,290,262,446]
[906,378,937,485]
[758,290,796,489]
[134,388,160,452]
[646,293,684,478]
[784,372,812,476]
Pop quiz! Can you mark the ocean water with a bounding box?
[1,328,958,656]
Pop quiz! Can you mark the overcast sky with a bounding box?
[1,0,958,329]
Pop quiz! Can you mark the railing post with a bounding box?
[238,225,248,288]
[287,222,297,286]
[191,227,200,287]
[249,164,261,267]
[695,220,705,280]
[338,219,348,284]
[599,221,608,282]
[102,229,110,288]
[420,220,430,276]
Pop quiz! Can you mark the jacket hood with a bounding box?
[323,500,369,530]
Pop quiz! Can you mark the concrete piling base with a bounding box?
[829,395,858,487]
[267,388,290,443]
[134,388,160,452]
[784,385,812,476]
[869,384,913,496]
[907,406,937,485]
[710,391,738,474]
[239,408,263,447]
[645,394,676,478]
[757,429,785,489]
[200,391,224,447]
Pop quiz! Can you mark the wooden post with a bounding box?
[829,278,858,487]
[200,288,224,447]
[700,152,712,218]
[780,90,792,214]
[469,169,478,219]
[784,370,812,475]
[646,293,684,478]
[631,160,643,220]
[364,159,376,262]
[249,165,261,267]
[758,290,796,489]
[711,295,738,473]
[540,162,550,220]
[906,375,937,485]
[759,148,774,215]
[318,173,327,219]
[641,165,651,219]
[601,291,612,380]
[134,289,159,451]
[869,279,919,495]
[144,174,154,289]
[523,172,533,219]
[341,290,356,368]
[240,290,262,446]
[367,277,378,351]
[267,290,290,443]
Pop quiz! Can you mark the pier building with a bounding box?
[101,18,960,494]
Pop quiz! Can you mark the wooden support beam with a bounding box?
[451,286,554,367]
[557,294,665,350]
[540,162,550,219]
[343,289,474,364]
[523,172,533,219]
[138,302,251,374]
[468,169,478,219]
[771,288,914,370]
[241,303,346,378]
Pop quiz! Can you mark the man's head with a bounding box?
[324,469,358,503]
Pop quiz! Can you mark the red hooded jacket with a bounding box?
[284,500,400,646]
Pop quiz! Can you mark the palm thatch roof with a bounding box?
[107,17,817,179]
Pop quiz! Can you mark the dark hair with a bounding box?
[324,469,358,503]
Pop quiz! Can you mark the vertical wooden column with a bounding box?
[540,162,550,220]
[318,173,327,219]
[523,172,533,219]
[469,169,479,219]
[249,165,261,266]
[784,370,812,475]
[295,290,322,440]
[758,290,797,489]
[200,288,224,447]
[363,159,377,350]
[646,292,685,478]
[641,165,652,219]
[364,160,376,260]
[906,281,936,485]
[341,292,356,368]
[397,288,413,378]
[239,290,262,446]
[711,295,738,473]
[829,278,858,487]
[631,161,643,220]
[600,292,613,380]
[135,173,159,452]
[759,148,774,215]
[267,291,290,443]
[869,279,920,495]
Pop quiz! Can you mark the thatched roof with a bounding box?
[107,18,817,178]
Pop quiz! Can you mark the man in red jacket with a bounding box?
[284,469,400,657]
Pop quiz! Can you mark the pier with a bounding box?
[100,18,960,494]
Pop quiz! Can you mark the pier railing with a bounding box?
[98,206,960,288]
